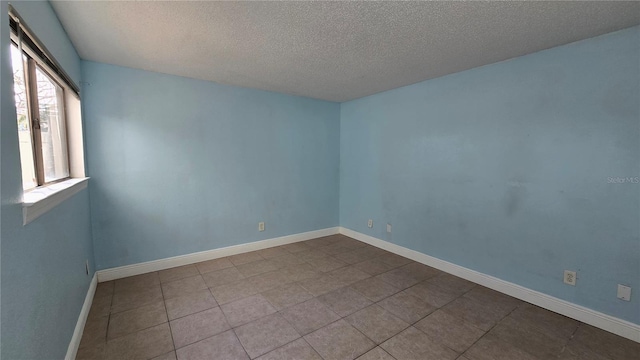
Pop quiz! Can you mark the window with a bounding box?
[10,13,78,190]
[9,9,87,225]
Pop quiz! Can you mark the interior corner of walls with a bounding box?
[65,273,97,360]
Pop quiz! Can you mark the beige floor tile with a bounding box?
[401,262,442,280]
[320,243,351,256]
[303,235,342,248]
[161,275,207,300]
[415,310,485,353]
[88,294,112,320]
[280,263,323,282]
[221,294,276,327]
[487,316,568,359]
[151,351,176,360]
[105,323,173,360]
[377,291,436,324]
[236,260,279,277]
[111,286,164,314]
[426,273,476,296]
[376,262,438,289]
[462,286,521,313]
[306,256,347,272]
[210,278,260,304]
[201,267,245,288]
[76,341,105,360]
[350,277,401,302]
[508,302,579,340]
[229,251,264,266]
[234,313,301,358]
[328,266,371,285]
[114,272,161,294]
[297,274,349,296]
[441,296,510,331]
[256,338,322,360]
[345,305,410,344]
[195,257,233,274]
[380,326,458,360]
[355,246,387,258]
[176,330,248,360]
[95,281,115,298]
[164,289,218,320]
[261,283,314,310]
[334,249,374,265]
[247,269,293,292]
[572,323,640,360]
[338,238,368,250]
[557,340,612,360]
[281,298,341,335]
[258,246,290,259]
[108,301,168,340]
[170,307,231,348]
[159,265,200,283]
[404,280,461,308]
[317,287,372,317]
[304,319,375,360]
[376,253,412,268]
[297,249,331,262]
[281,242,313,253]
[268,253,308,268]
[81,313,109,342]
[463,333,538,360]
[356,347,395,360]
[353,259,397,276]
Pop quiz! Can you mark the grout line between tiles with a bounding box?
[159,279,178,355]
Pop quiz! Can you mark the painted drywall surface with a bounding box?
[0,1,94,359]
[82,61,340,270]
[340,26,640,323]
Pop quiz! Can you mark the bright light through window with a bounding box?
[11,44,37,190]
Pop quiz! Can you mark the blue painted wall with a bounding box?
[81,61,340,270]
[340,27,640,324]
[0,1,94,359]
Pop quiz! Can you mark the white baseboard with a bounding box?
[339,227,640,343]
[96,227,340,282]
[65,273,97,360]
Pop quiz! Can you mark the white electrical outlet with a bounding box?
[367,219,373,228]
[563,270,577,286]
[387,223,392,233]
[258,222,265,232]
[617,284,631,301]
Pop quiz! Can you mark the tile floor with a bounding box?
[77,234,639,360]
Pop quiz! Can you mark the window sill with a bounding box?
[22,177,89,225]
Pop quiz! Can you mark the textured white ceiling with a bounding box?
[51,1,640,102]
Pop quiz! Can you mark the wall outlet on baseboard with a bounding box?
[563,270,577,286]
[617,284,631,301]
[387,223,392,233]
[258,222,265,232]
[367,219,373,228]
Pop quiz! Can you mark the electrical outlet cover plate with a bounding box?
[367,219,373,228]
[258,222,265,232]
[564,270,577,286]
[387,224,392,233]
[617,284,631,301]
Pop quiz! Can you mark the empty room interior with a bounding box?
[1,1,639,359]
